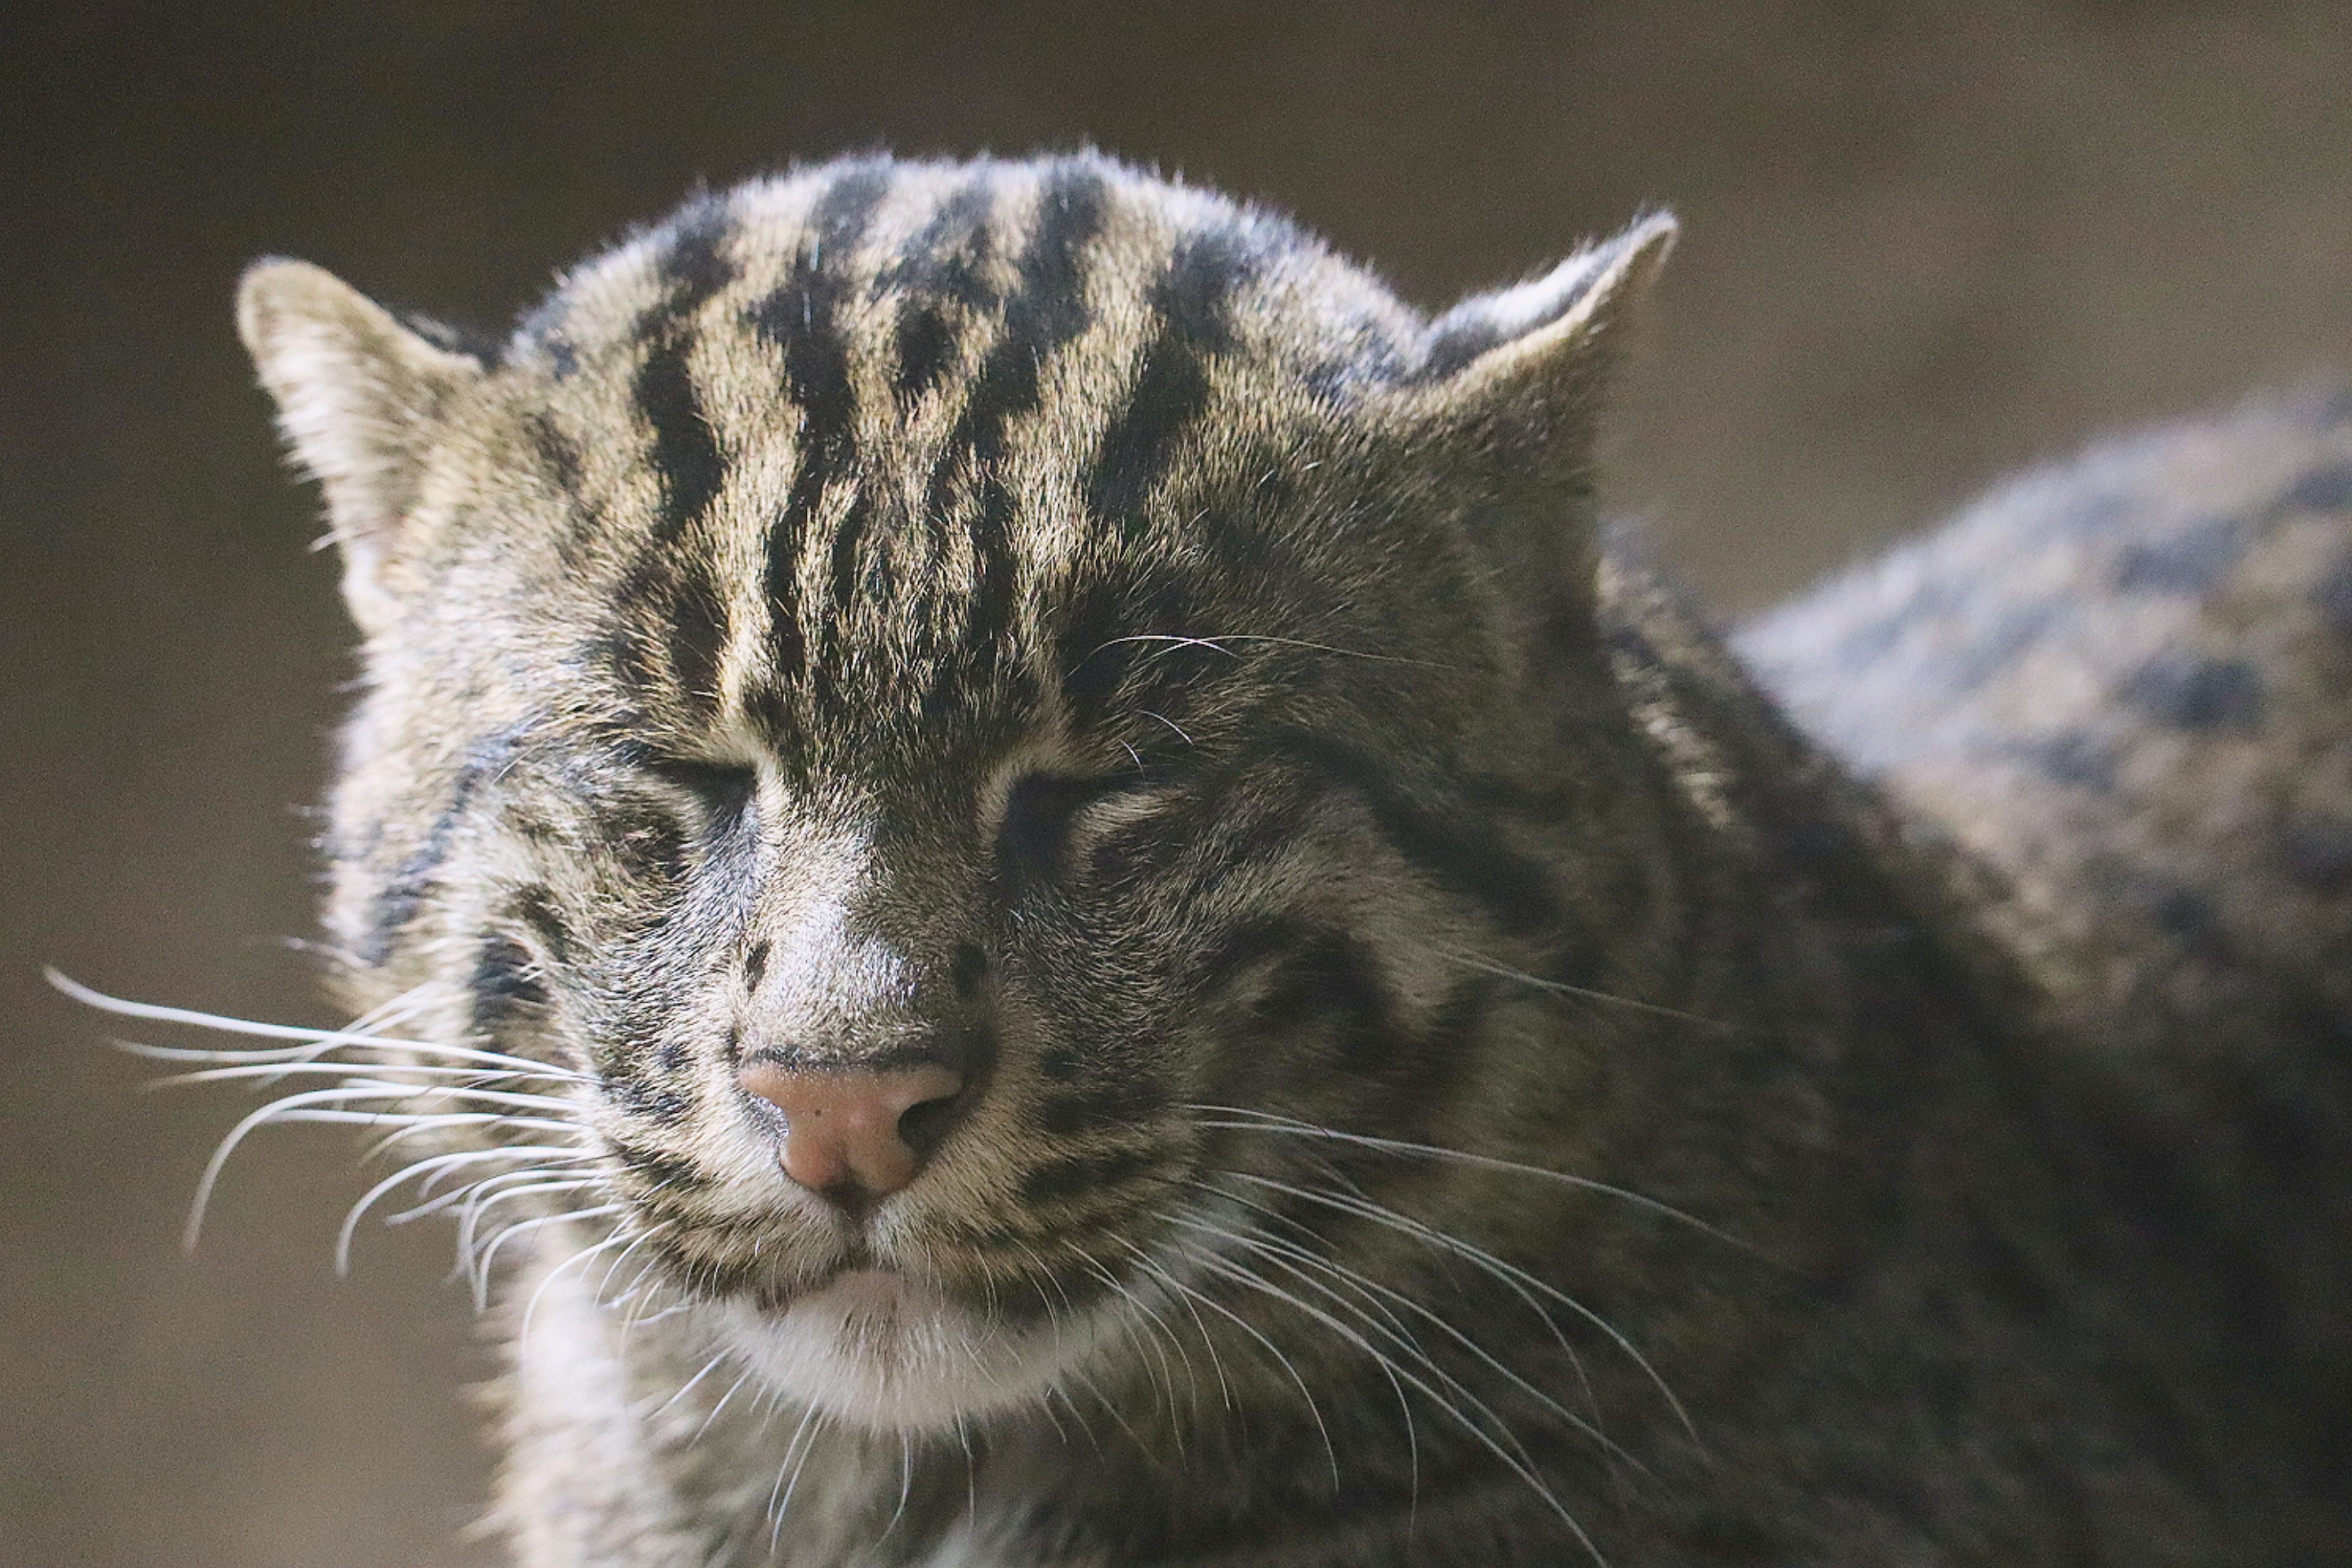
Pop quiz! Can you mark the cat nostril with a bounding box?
[736,1061,965,1200]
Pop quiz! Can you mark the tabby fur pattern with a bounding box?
[175,153,2352,1564]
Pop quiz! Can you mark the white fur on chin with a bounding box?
[709,1268,1115,1433]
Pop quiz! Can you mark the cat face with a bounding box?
[238,155,1671,1431]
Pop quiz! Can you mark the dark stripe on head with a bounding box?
[1086,226,1252,538]
[1052,564,1210,736]
[924,167,1110,707]
[881,179,1000,403]
[1284,730,1562,934]
[362,741,509,966]
[614,199,744,716]
[635,200,739,543]
[894,307,959,406]
[752,166,895,720]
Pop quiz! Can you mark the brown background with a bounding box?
[6,4,2350,1564]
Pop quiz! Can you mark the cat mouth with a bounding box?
[749,1257,902,1314]
[710,1246,1119,1430]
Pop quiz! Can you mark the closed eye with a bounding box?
[650,758,759,827]
[995,772,1158,883]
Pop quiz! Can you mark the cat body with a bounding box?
[213,154,2352,1565]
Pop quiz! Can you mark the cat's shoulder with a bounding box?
[1740,386,2352,1066]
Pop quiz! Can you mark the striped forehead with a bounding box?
[508,158,1412,766]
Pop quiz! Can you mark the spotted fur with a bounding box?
[216,153,2352,1565]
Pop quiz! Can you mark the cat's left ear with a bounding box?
[238,258,486,633]
[1389,211,1675,486]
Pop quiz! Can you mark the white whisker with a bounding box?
[1186,1104,1747,1251]
[1115,1237,1339,1490]
[1170,1238,1607,1567]
[1091,632,1462,671]
[145,1061,581,1101]
[1232,1169,1698,1445]
[1431,950,1743,1036]
[52,970,590,1081]
[336,1147,595,1274]
[469,1204,626,1307]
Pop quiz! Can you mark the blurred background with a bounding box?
[6,2,2351,1563]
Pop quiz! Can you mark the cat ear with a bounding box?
[1393,211,1675,476]
[237,258,484,632]
[1376,214,1673,627]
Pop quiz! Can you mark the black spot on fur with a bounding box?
[744,939,771,990]
[882,179,998,402]
[949,942,989,1000]
[2314,557,2352,636]
[608,1140,712,1195]
[2113,514,2244,595]
[470,933,548,1033]
[2280,818,2352,894]
[893,306,959,403]
[514,885,570,963]
[1019,1145,1159,1207]
[2121,653,2266,730]
[2030,730,2119,793]
[997,772,1128,886]
[603,1069,693,1128]
[2284,461,2352,514]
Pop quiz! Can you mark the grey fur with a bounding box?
[210,154,2350,1564]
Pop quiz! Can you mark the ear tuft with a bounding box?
[1414,211,1676,405]
[237,258,483,630]
[1377,214,1677,628]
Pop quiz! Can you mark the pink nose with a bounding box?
[737,1061,965,1199]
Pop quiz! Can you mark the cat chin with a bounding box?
[708,1267,1111,1433]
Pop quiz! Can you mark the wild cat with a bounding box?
[67,153,2352,1564]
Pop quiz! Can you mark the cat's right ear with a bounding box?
[237,259,484,633]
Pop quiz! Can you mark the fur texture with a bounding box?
[205,153,2352,1565]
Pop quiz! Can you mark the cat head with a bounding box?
[238,154,1671,1431]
